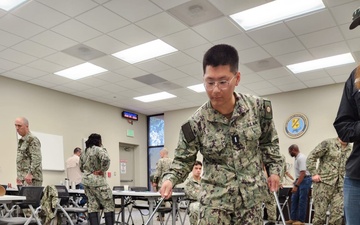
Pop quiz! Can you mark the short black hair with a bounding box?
[288,144,299,152]
[85,133,102,148]
[194,160,202,167]
[202,44,239,74]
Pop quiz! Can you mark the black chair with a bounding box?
[54,185,88,225]
[113,185,134,224]
[0,186,43,225]
[277,187,291,223]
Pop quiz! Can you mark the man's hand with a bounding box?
[25,173,33,185]
[312,174,321,183]
[268,174,280,192]
[159,180,173,199]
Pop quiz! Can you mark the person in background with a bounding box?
[15,117,43,186]
[80,133,114,225]
[184,161,202,225]
[306,137,351,225]
[286,144,312,225]
[333,7,360,225]
[66,147,87,207]
[152,148,173,191]
[159,44,283,225]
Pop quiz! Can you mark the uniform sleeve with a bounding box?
[99,147,111,171]
[153,160,162,184]
[306,140,328,175]
[334,68,360,142]
[29,137,42,175]
[259,99,283,176]
[162,121,198,186]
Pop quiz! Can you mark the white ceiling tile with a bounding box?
[37,0,98,17]
[30,30,78,51]
[77,76,109,87]
[240,73,264,84]
[183,43,213,61]
[150,0,191,10]
[214,34,257,51]
[27,79,57,88]
[295,70,330,81]
[277,82,307,92]
[115,65,148,78]
[162,29,208,50]
[136,12,187,37]
[0,49,37,64]
[135,59,172,74]
[332,73,352,83]
[325,63,357,76]
[12,66,48,78]
[43,52,84,68]
[0,14,44,38]
[154,68,189,80]
[76,6,130,33]
[85,35,128,55]
[323,0,353,7]
[11,40,56,58]
[90,55,128,71]
[263,37,305,56]
[62,81,92,91]
[96,72,128,83]
[329,1,360,26]
[308,42,350,58]
[347,37,360,52]
[275,50,313,65]
[116,78,147,89]
[268,75,299,86]
[51,19,102,42]
[177,62,203,77]
[192,17,241,41]
[157,52,197,67]
[298,27,344,48]
[172,76,201,86]
[50,85,78,94]
[0,58,20,71]
[98,83,127,93]
[13,1,69,28]
[245,80,276,90]
[258,67,293,80]
[238,47,271,64]
[35,74,72,85]
[108,24,156,46]
[285,9,336,35]
[27,59,65,73]
[104,0,162,22]
[0,30,24,47]
[247,23,294,45]
[2,71,32,81]
[209,0,268,15]
[339,23,360,40]
[302,77,335,87]
[255,86,282,96]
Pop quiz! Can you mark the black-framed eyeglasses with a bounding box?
[203,76,236,91]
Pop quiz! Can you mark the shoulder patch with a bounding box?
[264,100,273,120]
[181,122,195,143]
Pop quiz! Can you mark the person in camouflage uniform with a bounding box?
[184,161,202,225]
[80,133,114,225]
[306,137,352,225]
[152,148,173,191]
[159,44,283,225]
[15,117,43,186]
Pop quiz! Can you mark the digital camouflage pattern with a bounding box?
[40,185,61,225]
[184,176,201,225]
[264,190,277,222]
[307,137,352,225]
[16,132,43,185]
[162,92,283,224]
[153,157,173,188]
[80,145,114,213]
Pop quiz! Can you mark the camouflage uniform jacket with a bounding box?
[162,92,283,209]
[153,157,173,186]
[184,176,201,202]
[40,185,61,225]
[16,132,43,182]
[80,146,110,187]
[307,137,352,187]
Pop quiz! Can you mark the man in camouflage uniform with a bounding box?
[159,44,283,225]
[80,133,114,225]
[184,161,202,225]
[306,137,352,225]
[15,117,43,186]
[152,148,173,191]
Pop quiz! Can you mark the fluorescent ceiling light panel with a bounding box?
[134,92,176,102]
[112,39,178,64]
[230,0,325,31]
[0,0,28,11]
[287,53,355,74]
[54,62,107,80]
[187,84,205,93]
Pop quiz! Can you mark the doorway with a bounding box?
[119,143,136,187]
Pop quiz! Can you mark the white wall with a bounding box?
[164,83,345,177]
[0,76,148,188]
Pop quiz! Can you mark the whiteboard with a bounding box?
[31,131,65,171]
